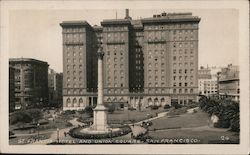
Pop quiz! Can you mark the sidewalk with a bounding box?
[31,118,85,145]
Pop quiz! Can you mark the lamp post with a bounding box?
[37,123,40,139]
[57,128,59,143]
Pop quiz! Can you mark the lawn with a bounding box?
[107,108,166,124]
[146,108,239,144]
[148,109,209,130]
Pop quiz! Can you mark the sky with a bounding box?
[9,9,238,73]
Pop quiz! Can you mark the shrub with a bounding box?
[150,105,159,110]
[69,125,132,139]
[84,106,93,116]
[9,131,14,137]
[230,113,240,132]
[10,110,32,125]
[128,107,136,111]
[66,122,73,127]
[164,104,171,109]
[171,102,183,109]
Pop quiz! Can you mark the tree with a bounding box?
[84,106,93,117]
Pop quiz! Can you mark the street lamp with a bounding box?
[57,128,59,143]
[37,123,40,139]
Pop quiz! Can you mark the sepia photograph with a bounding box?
[0,0,249,154]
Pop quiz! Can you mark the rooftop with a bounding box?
[9,58,49,65]
[101,19,131,26]
[60,20,92,28]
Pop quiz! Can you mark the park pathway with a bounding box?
[30,118,85,145]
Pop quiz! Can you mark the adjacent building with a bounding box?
[9,66,15,112]
[60,10,201,110]
[218,64,239,102]
[198,66,221,96]
[48,68,63,108]
[9,58,49,110]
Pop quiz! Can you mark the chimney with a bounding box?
[126,9,129,18]
[124,9,132,20]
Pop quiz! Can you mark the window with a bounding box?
[173,56,176,61]
[184,69,187,74]
[179,69,182,74]
[179,83,182,86]
[173,76,176,80]
[190,69,194,74]
[185,83,188,86]
[173,69,176,74]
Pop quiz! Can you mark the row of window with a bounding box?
[107,57,124,62]
[148,70,166,75]
[106,63,124,69]
[106,83,124,87]
[173,62,194,67]
[145,24,196,30]
[103,26,128,31]
[66,77,83,82]
[173,56,194,61]
[63,28,84,33]
[173,88,194,93]
[147,34,195,41]
[173,82,194,87]
[66,58,83,63]
[173,75,194,80]
[173,69,194,74]
[64,34,84,43]
[66,65,83,70]
[173,49,194,55]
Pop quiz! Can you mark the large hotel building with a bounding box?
[60,10,200,110]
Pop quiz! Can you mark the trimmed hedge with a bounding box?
[69,125,131,139]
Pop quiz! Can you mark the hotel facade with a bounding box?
[60,10,200,110]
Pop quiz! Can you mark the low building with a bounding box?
[218,64,239,102]
[9,58,49,110]
[198,66,220,96]
[48,68,63,108]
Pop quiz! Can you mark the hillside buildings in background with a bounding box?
[60,10,201,110]
[9,58,49,110]
[218,64,240,102]
[48,68,63,108]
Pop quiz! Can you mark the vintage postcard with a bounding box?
[0,0,249,154]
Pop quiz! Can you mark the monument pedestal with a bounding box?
[93,105,108,131]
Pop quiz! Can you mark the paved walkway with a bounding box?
[131,111,169,126]
[31,118,85,145]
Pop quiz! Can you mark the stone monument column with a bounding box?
[92,46,108,131]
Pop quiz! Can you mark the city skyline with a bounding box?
[9,9,238,72]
